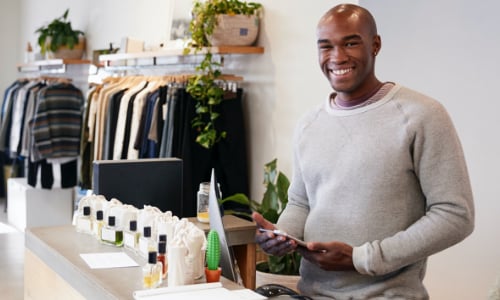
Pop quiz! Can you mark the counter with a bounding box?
[24,215,257,299]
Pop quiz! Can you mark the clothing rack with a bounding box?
[92,73,244,94]
[0,77,84,195]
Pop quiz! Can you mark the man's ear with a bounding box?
[373,35,381,56]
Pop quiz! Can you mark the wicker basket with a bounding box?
[47,36,86,59]
[208,14,259,46]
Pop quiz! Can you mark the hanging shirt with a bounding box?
[31,83,83,159]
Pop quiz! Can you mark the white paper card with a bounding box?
[133,282,268,300]
[80,252,139,269]
[230,289,268,299]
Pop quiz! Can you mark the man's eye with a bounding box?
[346,42,359,47]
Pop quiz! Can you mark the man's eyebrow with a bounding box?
[343,34,362,41]
[317,34,362,44]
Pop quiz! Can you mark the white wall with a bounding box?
[362,1,500,299]
[18,0,174,56]
[5,0,499,298]
[0,0,21,96]
[18,0,89,59]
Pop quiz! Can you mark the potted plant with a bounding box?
[184,0,262,149]
[205,229,222,282]
[35,9,85,59]
[221,159,301,289]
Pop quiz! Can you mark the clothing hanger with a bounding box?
[39,76,72,84]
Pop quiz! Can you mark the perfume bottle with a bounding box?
[157,241,167,279]
[92,210,105,240]
[142,251,162,289]
[75,206,93,234]
[139,226,156,258]
[101,216,124,247]
[158,234,166,244]
[123,220,140,252]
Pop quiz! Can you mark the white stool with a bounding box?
[7,178,74,231]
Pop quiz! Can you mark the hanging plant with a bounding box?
[186,53,226,149]
[185,0,262,149]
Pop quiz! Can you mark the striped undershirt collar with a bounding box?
[330,82,396,110]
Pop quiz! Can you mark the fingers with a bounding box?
[252,212,275,230]
[309,242,327,253]
[252,212,295,256]
[297,241,354,271]
[260,234,296,256]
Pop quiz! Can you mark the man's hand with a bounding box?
[252,212,354,271]
[297,241,355,271]
[252,212,297,256]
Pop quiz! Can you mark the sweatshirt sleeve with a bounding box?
[353,98,474,276]
[277,120,310,239]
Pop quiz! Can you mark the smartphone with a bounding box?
[258,228,308,247]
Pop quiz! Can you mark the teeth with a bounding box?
[332,68,351,75]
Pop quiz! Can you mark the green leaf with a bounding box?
[219,158,299,275]
[277,172,290,207]
[262,209,279,224]
[220,193,250,206]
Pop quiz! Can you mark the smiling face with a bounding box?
[317,5,381,101]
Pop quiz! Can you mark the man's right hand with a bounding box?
[252,211,297,256]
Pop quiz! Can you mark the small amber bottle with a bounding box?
[157,241,167,279]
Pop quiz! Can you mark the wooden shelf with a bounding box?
[100,46,263,61]
[99,46,264,69]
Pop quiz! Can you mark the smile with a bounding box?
[331,68,353,76]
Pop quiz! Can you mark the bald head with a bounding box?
[316,3,382,101]
[319,4,378,37]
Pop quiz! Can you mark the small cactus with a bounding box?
[206,230,220,270]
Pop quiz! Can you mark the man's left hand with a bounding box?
[297,241,355,271]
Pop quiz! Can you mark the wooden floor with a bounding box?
[0,197,24,300]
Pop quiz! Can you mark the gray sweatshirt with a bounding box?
[277,84,474,299]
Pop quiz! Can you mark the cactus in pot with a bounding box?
[205,229,222,282]
[206,230,221,270]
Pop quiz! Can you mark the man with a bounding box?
[253,3,474,299]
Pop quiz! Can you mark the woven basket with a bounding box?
[47,36,86,59]
[208,14,259,46]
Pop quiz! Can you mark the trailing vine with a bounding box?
[186,53,226,149]
[185,0,262,149]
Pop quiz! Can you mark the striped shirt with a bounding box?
[31,83,83,159]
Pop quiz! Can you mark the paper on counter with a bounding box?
[133,282,267,300]
[231,289,268,299]
[80,252,139,269]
